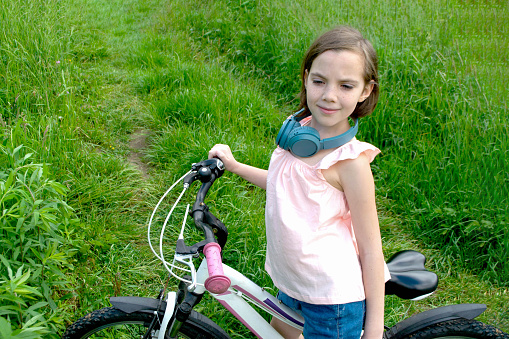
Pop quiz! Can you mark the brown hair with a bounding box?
[298,26,379,119]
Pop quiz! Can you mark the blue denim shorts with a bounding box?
[277,291,365,339]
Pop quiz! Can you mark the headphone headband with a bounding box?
[276,109,358,157]
[321,118,358,149]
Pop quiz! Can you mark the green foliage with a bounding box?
[0,0,72,124]
[432,207,507,281]
[372,50,508,282]
[0,141,78,337]
[0,265,49,339]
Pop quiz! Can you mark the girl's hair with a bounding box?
[298,26,379,119]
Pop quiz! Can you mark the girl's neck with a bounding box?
[308,116,352,140]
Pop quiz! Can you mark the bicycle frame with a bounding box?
[163,254,304,339]
[197,259,303,338]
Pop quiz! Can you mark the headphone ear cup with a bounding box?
[287,126,321,157]
[276,117,300,150]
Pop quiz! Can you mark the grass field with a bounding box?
[1,0,507,336]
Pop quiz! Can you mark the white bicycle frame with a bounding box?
[158,253,304,339]
[198,258,303,338]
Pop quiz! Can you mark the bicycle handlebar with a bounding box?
[180,158,231,293]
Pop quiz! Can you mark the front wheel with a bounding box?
[62,307,231,339]
[391,318,509,339]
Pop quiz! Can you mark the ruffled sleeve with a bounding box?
[317,139,380,171]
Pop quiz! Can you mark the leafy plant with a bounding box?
[0,263,49,339]
[0,142,78,337]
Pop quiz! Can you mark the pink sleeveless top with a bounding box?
[265,138,390,304]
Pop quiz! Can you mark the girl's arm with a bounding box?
[333,153,385,339]
[208,144,268,190]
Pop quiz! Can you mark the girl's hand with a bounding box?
[208,144,239,173]
[208,144,268,190]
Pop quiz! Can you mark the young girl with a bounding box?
[208,26,390,339]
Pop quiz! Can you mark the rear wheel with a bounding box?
[62,307,230,339]
[390,318,509,338]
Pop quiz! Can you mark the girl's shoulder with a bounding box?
[317,140,379,191]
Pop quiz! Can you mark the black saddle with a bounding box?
[384,250,438,300]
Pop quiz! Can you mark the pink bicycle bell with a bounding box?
[203,243,231,294]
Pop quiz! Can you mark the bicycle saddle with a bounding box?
[385,250,438,300]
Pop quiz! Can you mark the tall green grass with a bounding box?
[1,0,160,335]
[0,0,68,123]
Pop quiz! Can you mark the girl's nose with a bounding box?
[322,85,338,102]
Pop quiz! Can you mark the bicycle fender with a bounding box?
[110,296,167,314]
[384,303,487,339]
[159,292,176,339]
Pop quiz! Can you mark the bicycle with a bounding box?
[63,158,509,338]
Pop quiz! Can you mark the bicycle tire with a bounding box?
[62,307,231,339]
[389,318,509,339]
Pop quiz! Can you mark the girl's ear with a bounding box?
[359,81,375,103]
[304,69,309,88]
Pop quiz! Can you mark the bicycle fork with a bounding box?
[165,289,204,338]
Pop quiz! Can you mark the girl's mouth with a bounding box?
[318,106,338,115]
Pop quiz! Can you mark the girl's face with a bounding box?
[305,50,373,139]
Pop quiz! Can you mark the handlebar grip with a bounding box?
[203,243,231,294]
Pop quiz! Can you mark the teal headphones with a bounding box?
[276,109,359,157]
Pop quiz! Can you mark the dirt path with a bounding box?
[128,129,151,178]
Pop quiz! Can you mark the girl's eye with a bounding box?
[341,84,354,90]
[312,79,324,85]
